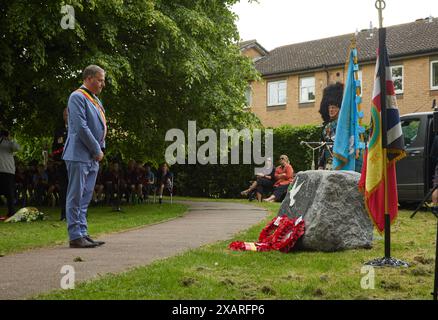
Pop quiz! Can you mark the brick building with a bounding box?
[241,18,438,128]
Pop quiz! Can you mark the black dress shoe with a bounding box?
[84,236,105,246]
[69,237,97,248]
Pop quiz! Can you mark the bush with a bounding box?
[271,124,321,173]
[15,124,322,199]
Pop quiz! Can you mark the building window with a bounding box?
[244,86,252,108]
[432,61,438,90]
[391,65,404,94]
[300,76,315,103]
[267,80,287,106]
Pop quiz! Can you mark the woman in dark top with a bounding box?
[241,157,275,202]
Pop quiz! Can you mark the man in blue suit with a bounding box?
[63,65,107,248]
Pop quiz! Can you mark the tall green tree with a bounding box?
[0,0,260,161]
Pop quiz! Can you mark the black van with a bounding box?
[397,112,435,203]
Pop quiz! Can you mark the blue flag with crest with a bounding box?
[333,45,365,171]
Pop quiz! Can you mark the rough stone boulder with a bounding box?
[278,170,373,252]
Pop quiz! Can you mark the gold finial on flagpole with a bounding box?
[351,35,357,47]
[375,0,386,28]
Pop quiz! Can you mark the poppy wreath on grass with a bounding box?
[229,215,305,253]
[258,216,283,243]
[271,216,305,253]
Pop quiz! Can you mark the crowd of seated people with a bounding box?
[1,158,174,211]
[240,155,294,203]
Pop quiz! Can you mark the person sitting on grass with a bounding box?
[156,162,173,204]
[263,155,294,203]
[240,157,275,202]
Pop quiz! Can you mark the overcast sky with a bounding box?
[232,0,438,50]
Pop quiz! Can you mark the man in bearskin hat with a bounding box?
[317,82,344,170]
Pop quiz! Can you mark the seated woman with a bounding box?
[156,163,173,204]
[240,157,275,202]
[263,155,294,203]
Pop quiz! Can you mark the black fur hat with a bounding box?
[319,82,344,123]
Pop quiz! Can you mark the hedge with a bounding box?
[13,124,322,199]
[172,124,321,198]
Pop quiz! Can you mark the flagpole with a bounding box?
[375,0,391,263]
[365,0,409,268]
[379,27,390,259]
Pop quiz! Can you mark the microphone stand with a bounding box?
[300,141,333,170]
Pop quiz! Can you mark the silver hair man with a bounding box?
[82,65,105,81]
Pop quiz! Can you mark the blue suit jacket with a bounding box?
[62,88,106,162]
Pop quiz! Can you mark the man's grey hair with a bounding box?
[82,65,105,80]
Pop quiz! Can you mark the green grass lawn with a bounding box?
[0,202,188,256]
[37,201,438,300]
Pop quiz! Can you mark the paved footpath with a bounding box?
[0,201,268,300]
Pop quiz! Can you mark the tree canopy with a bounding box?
[0,0,260,161]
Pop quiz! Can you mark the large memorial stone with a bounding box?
[278,170,373,252]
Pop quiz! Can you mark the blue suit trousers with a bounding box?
[65,160,99,241]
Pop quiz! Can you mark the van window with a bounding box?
[401,119,420,147]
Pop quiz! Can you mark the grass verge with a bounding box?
[37,201,437,300]
[0,203,188,256]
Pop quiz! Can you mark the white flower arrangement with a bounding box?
[4,207,46,223]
